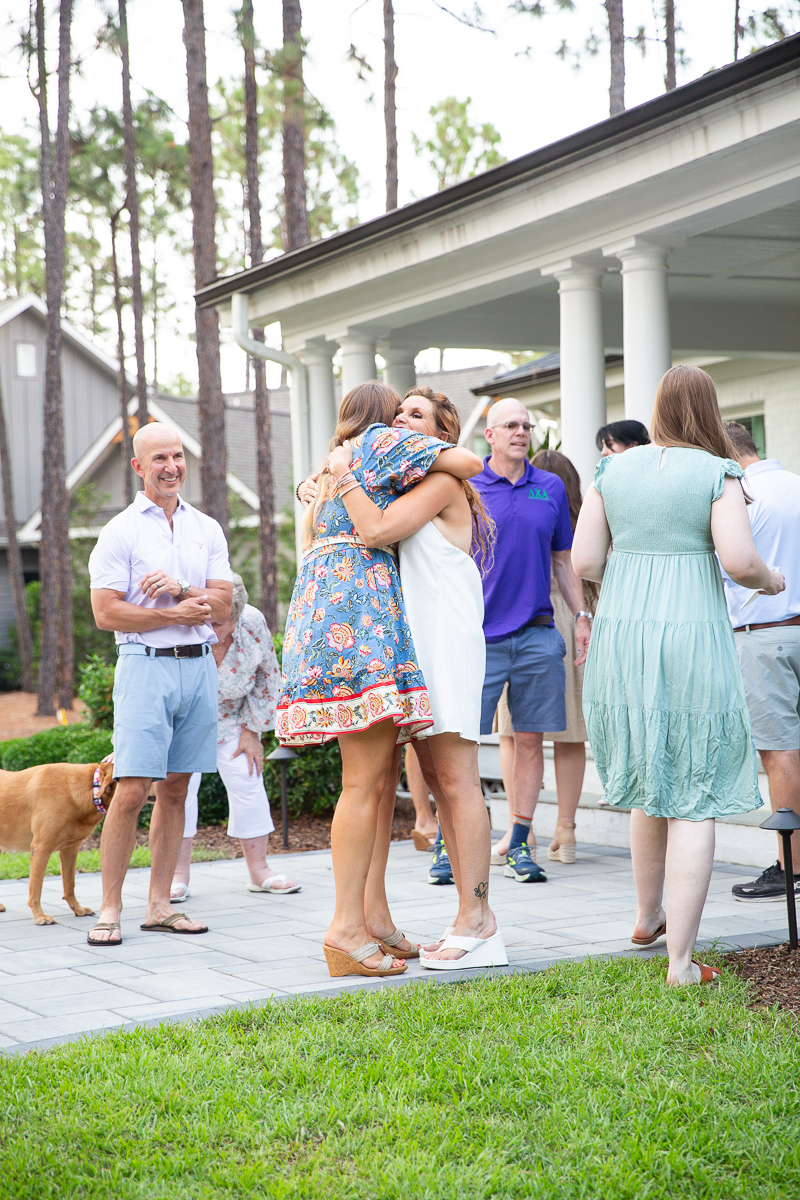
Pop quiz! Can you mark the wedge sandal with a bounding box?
[376,928,420,959]
[323,941,408,978]
[547,819,576,864]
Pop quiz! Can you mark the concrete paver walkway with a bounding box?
[0,838,789,1055]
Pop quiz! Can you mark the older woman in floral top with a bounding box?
[171,575,300,898]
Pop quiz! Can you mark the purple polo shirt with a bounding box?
[473,457,573,642]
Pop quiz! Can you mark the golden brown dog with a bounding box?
[0,760,117,925]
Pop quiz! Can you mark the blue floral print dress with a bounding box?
[276,423,452,745]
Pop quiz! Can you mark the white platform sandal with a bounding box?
[247,874,301,894]
[420,930,508,971]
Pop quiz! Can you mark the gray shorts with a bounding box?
[735,626,800,751]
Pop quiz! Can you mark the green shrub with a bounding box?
[0,725,113,771]
[263,733,341,817]
[77,655,115,730]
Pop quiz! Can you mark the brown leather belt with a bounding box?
[733,614,800,634]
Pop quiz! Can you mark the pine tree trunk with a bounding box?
[118,0,148,437]
[282,0,310,251]
[0,374,34,692]
[111,210,134,507]
[664,0,676,90]
[240,0,277,630]
[36,0,74,716]
[182,0,229,538]
[383,0,398,212]
[605,0,625,115]
[734,0,741,59]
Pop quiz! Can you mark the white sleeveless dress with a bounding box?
[399,521,485,742]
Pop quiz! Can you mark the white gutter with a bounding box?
[231,292,308,562]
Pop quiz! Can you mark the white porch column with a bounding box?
[299,342,337,467]
[340,334,377,394]
[382,346,417,397]
[607,240,672,428]
[542,260,607,490]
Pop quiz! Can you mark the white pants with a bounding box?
[183,733,275,840]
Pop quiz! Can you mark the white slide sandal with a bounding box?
[247,875,301,894]
[420,930,508,971]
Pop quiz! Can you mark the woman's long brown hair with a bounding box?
[531,448,599,612]
[403,386,495,571]
[650,366,736,460]
[303,380,401,546]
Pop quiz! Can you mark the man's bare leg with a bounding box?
[493,733,516,858]
[760,749,800,867]
[147,773,205,930]
[92,777,151,942]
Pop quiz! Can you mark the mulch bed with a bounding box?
[725,943,800,1016]
[80,806,418,857]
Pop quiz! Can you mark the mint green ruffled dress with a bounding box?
[583,445,762,820]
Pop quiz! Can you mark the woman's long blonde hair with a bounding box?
[403,386,495,571]
[303,381,401,547]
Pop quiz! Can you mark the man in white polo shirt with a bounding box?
[721,422,800,903]
[87,423,233,945]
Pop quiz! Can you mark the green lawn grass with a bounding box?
[1,956,798,1199]
[0,844,227,880]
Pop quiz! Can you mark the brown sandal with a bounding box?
[140,913,208,935]
[412,829,437,852]
[87,920,122,947]
[631,920,667,947]
[692,960,722,983]
[377,928,420,959]
[323,941,408,978]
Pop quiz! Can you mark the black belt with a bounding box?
[523,615,554,628]
[142,644,211,658]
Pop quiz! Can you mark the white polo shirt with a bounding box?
[88,491,233,647]
[722,459,800,628]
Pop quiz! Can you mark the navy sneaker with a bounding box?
[428,833,454,885]
[504,842,547,883]
[732,861,800,902]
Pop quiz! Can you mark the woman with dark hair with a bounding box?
[279,380,482,979]
[573,365,784,985]
[324,386,506,970]
[491,449,598,867]
[596,419,651,455]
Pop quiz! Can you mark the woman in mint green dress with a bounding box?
[573,366,784,986]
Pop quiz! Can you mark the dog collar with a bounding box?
[92,768,106,816]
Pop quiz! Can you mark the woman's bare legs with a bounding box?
[630,810,716,984]
[405,745,437,840]
[493,733,516,857]
[664,818,715,985]
[172,837,193,891]
[364,746,418,955]
[630,809,668,941]
[326,720,405,970]
[414,734,495,961]
[549,742,585,858]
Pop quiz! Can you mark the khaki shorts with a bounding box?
[735,626,800,751]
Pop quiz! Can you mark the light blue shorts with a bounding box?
[112,645,219,780]
[480,624,567,735]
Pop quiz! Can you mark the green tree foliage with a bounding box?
[211,74,359,266]
[77,654,115,729]
[0,134,44,298]
[412,97,504,191]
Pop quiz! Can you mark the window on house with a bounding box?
[737,414,766,458]
[15,343,36,378]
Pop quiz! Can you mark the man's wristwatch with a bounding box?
[178,579,191,598]
[574,610,593,622]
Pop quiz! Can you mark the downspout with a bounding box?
[231,291,309,563]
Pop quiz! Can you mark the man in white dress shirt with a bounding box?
[722,422,800,903]
[87,423,233,945]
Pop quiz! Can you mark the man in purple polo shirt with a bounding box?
[473,399,592,884]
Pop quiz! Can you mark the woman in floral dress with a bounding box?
[278,381,482,978]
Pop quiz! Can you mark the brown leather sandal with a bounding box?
[412,829,437,852]
[692,960,722,983]
[631,920,667,947]
[377,928,420,959]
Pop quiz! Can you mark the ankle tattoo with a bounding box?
[474,881,488,900]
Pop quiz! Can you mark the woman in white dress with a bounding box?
[325,388,506,970]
